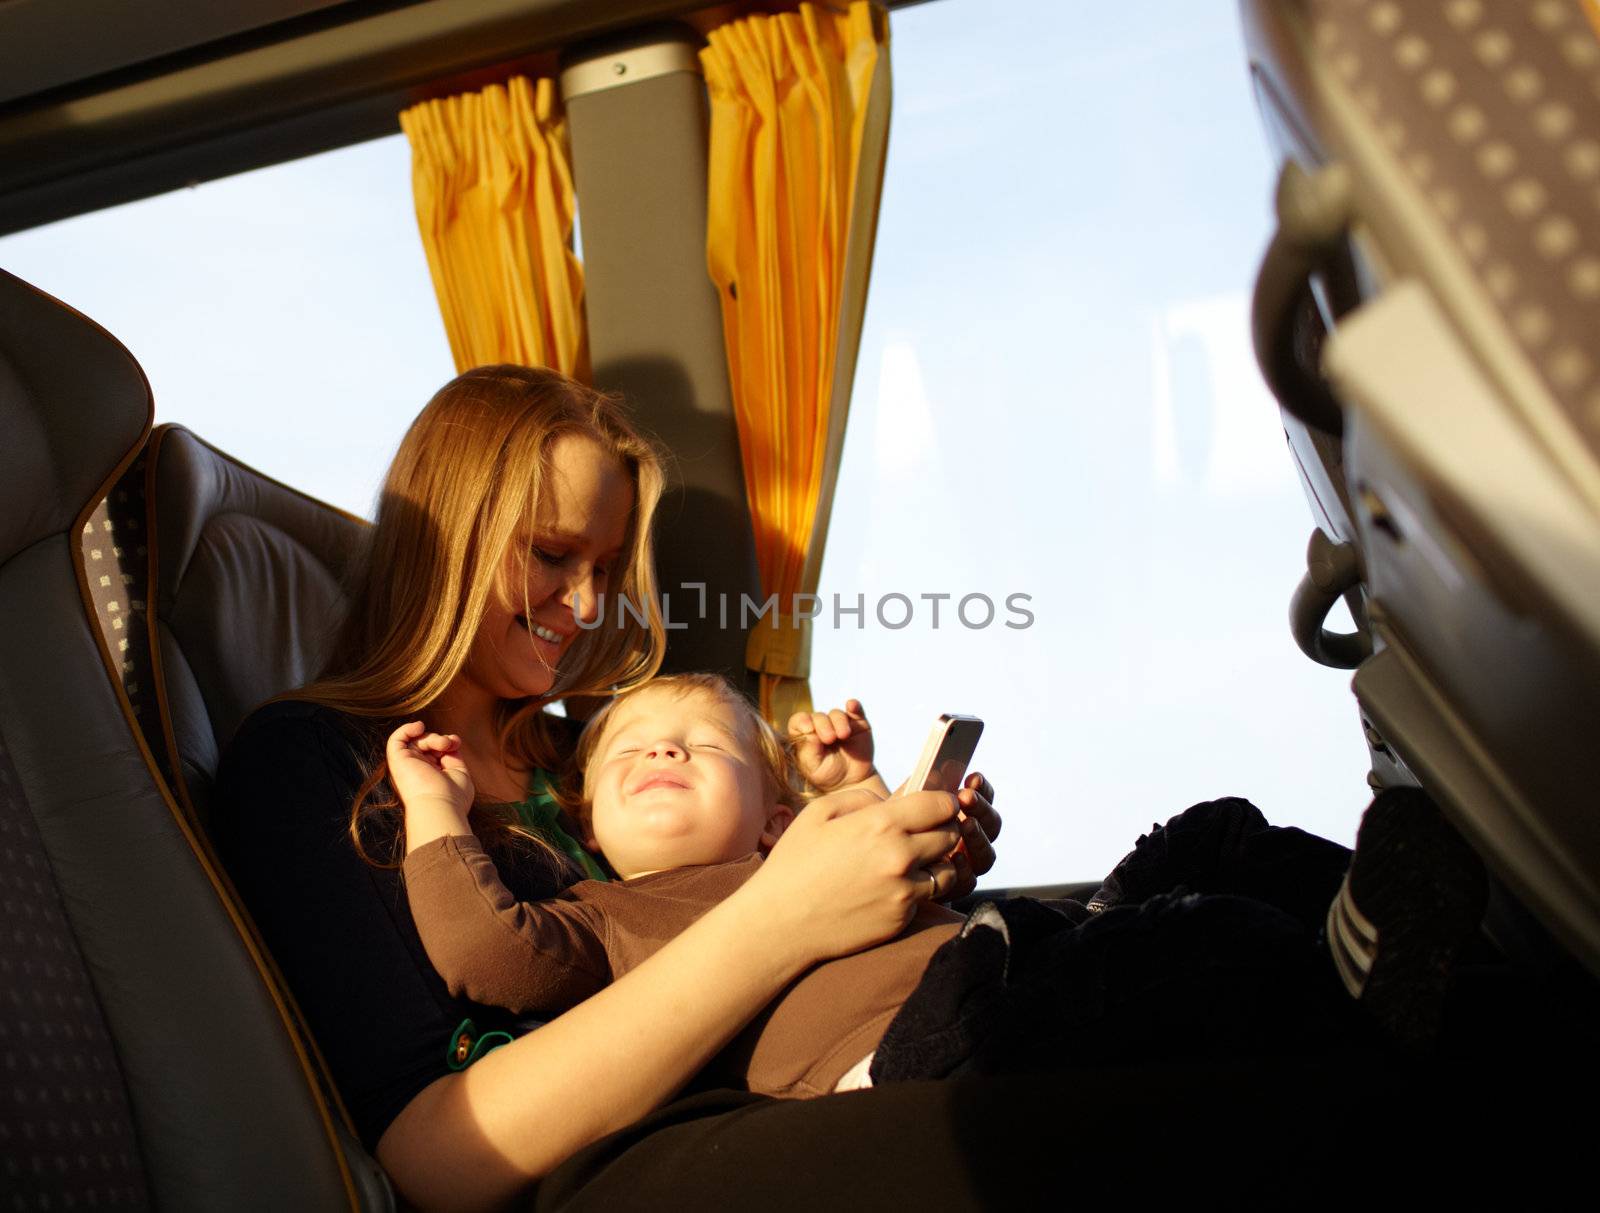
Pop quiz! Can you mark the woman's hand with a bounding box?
[741,787,962,968]
[946,771,1001,900]
[387,722,475,855]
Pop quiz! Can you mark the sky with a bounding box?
[0,0,1371,887]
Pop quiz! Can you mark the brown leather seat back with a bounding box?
[1243,0,1600,973]
[0,268,382,1211]
[146,424,364,825]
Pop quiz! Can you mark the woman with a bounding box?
[212,365,1001,1211]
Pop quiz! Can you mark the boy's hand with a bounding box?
[387,722,476,854]
[788,699,883,795]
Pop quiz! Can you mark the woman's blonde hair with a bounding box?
[292,364,667,867]
[558,672,807,842]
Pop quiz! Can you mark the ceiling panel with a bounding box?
[0,0,368,106]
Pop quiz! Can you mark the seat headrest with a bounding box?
[0,270,151,561]
[149,426,365,807]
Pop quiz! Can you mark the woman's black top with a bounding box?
[211,699,577,1150]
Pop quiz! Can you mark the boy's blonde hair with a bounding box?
[562,673,806,838]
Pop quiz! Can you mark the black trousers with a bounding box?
[538,1057,1587,1210]
[870,797,1356,1084]
[534,799,1595,1210]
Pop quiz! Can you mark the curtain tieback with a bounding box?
[744,611,812,681]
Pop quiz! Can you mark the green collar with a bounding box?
[504,771,608,882]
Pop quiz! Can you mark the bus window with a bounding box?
[810,0,1369,882]
[0,136,446,517]
[0,0,1369,887]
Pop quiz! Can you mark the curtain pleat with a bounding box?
[400,77,588,378]
[704,1,890,722]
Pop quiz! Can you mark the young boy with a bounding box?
[394,673,969,1098]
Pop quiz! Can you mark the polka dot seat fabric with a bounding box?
[1243,1,1600,975]
[1314,0,1600,453]
[0,726,148,1209]
[0,269,384,1211]
[81,447,175,792]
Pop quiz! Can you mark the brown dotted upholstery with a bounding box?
[80,448,172,789]
[1312,0,1600,452]
[0,733,150,1211]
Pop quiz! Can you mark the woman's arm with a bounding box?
[377,786,964,1212]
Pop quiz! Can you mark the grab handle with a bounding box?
[1290,528,1371,669]
[1251,161,1354,437]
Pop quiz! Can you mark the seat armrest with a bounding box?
[951,881,1102,914]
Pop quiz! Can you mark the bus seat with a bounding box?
[78,446,181,793]
[144,424,363,824]
[1241,0,1600,976]
[0,268,390,1211]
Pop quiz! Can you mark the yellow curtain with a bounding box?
[703,1,892,722]
[400,76,588,378]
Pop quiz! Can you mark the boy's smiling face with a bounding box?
[584,685,791,879]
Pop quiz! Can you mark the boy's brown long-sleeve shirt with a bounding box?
[403,836,962,1097]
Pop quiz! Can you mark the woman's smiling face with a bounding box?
[584,685,785,879]
[457,432,633,703]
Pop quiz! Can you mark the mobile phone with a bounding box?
[904,714,984,795]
